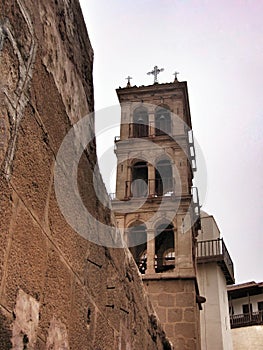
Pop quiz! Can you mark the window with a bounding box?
[155,223,175,272]
[131,161,148,197]
[133,107,149,137]
[138,251,147,274]
[155,159,173,196]
[163,249,175,266]
[258,301,263,311]
[242,303,252,315]
[155,107,171,136]
[128,224,147,274]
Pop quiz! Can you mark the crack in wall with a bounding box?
[0,0,37,180]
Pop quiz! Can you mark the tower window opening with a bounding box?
[133,107,149,137]
[155,159,173,196]
[155,223,175,272]
[128,224,147,274]
[155,107,171,136]
[131,161,148,197]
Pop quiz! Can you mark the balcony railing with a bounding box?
[197,238,235,284]
[125,178,175,198]
[230,311,263,328]
[135,256,175,274]
[114,122,174,141]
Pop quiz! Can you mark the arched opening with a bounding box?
[133,107,149,137]
[131,161,148,197]
[155,223,175,272]
[155,107,171,136]
[128,223,147,274]
[155,159,173,196]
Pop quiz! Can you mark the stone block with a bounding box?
[155,307,167,323]
[174,322,196,339]
[37,247,73,340]
[184,308,195,322]
[0,176,13,289]
[176,292,195,307]
[3,207,48,309]
[158,293,175,307]
[168,308,183,323]
[10,106,54,221]
[163,280,184,293]
[0,306,12,350]
[164,324,174,339]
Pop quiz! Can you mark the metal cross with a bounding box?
[126,76,132,86]
[147,65,164,84]
[173,71,179,81]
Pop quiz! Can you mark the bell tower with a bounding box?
[112,68,203,349]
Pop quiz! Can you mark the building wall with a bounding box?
[232,326,263,350]
[198,263,233,350]
[113,83,202,349]
[144,279,201,350]
[0,1,172,349]
[197,214,233,350]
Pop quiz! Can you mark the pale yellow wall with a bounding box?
[232,326,263,350]
[198,213,220,241]
[197,214,233,350]
[198,263,233,350]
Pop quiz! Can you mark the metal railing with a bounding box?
[230,311,263,328]
[125,178,175,198]
[197,238,235,284]
[135,256,175,274]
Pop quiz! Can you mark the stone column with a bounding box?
[148,111,155,137]
[146,229,155,274]
[125,165,132,198]
[148,163,155,197]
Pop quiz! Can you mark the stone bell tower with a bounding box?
[111,68,203,349]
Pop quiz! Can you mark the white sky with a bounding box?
[79,0,263,284]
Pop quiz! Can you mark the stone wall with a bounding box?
[144,279,201,350]
[0,0,171,349]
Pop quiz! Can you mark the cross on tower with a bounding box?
[173,71,179,82]
[147,65,164,84]
[126,76,132,87]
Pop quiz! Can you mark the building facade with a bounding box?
[228,281,263,349]
[112,74,203,349]
[197,212,234,350]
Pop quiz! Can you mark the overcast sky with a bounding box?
[79,0,263,284]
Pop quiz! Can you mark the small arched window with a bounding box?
[155,223,175,272]
[128,224,147,273]
[155,159,173,196]
[155,107,171,136]
[133,107,149,137]
[131,161,148,197]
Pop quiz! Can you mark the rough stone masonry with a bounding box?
[0,0,172,349]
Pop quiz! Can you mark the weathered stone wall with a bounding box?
[0,0,171,349]
[144,279,201,350]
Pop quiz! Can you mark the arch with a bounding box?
[133,107,149,137]
[131,161,148,197]
[155,222,175,272]
[155,106,171,136]
[127,222,147,274]
[155,159,173,196]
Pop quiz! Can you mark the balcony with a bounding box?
[124,178,175,199]
[230,311,263,328]
[135,256,175,274]
[197,238,235,285]
[114,122,175,141]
